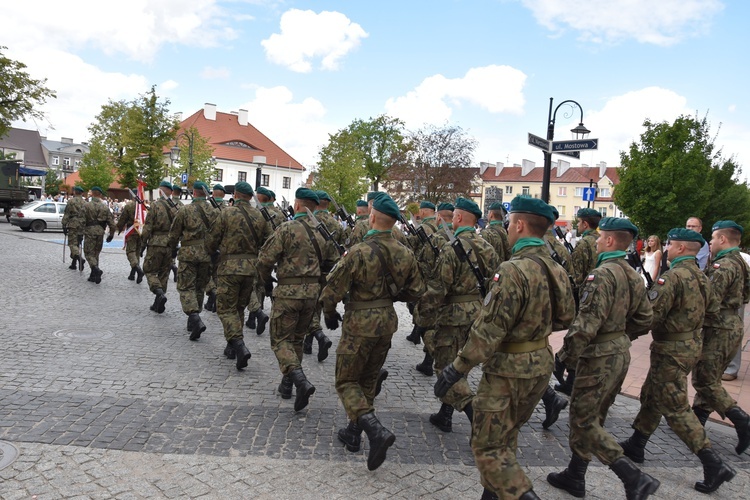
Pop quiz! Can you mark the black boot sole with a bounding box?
[416,364,434,376]
[317,339,332,362]
[155,295,167,314]
[136,270,144,284]
[367,432,395,471]
[546,472,585,498]
[429,414,452,433]
[695,465,736,493]
[543,399,568,430]
[337,430,361,452]
[190,323,206,341]
[257,315,269,335]
[236,352,251,370]
[294,385,315,412]
[224,346,236,359]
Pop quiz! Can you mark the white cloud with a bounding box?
[201,66,231,79]
[729,104,737,113]
[385,65,527,128]
[161,80,179,91]
[521,0,723,46]
[261,9,368,72]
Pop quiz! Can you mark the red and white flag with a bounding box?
[124,179,147,241]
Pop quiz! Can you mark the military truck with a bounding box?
[1,160,30,221]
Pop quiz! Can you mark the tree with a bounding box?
[43,169,61,196]
[347,115,410,191]
[614,114,750,243]
[313,128,369,212]
[78,142,115,192]
[0,46,56,138]
[167,126,216,187]
[88,99,135,187]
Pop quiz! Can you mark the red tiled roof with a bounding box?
[63,170,124,189]
[481,165,619,184]
[177,110,304,171]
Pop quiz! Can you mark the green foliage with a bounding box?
[615,114,750,244]
[78,142,115,191]
[167,126,216,187]
[0,46,56,138]
[313,128,369,212]
[347,115,410,190]
[43,169,61,196]
[88,99,135,187]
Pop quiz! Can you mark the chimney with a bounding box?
[557,159,570,177]
[521,159,535,176]
[494,161,504,176]
[175,112,183,122]
[204,103,217,121]
[598,161,607,179]
[61,137,73,144]
[238,109,248,126]
[479,162,490,175]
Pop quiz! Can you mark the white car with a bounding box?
[9,201,67,232]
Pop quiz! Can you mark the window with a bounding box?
[575,187,584,197]
[35,203,56,213]
[214,168,223,182]
[261,174,270,187]
[238,171,247,182]
[557,205,566,216]
[58,204,67,214]
[558,187,567,196]
[52,156,59,166]
[522,186,530,196]
[63,157,71,167]
[600,207,607,217]
[574,205,581,214]
[505,186,513,194]
[599,188,611,197]
[283,177,291,189]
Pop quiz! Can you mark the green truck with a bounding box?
[1,160,31,221]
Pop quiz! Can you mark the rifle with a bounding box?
[627,250,654,289]
[128,188,145,205]
[277,203,293,221]
[208,196,222,211]
[305,207,345,256]
[282,197,295,218]
[62,231,67,263]
[554,226,575,254]
[330,196,355,228]
[253,192,278,230]
[158,188,178,210]
[409,213,439,258]
[546,239,569,270]
[442,223,487,298]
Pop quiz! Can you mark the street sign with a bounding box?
[181,172,188,184]
[582,187,596,202]
[555,150,580,159]
[552,138,598,152]
[528,133,550,151]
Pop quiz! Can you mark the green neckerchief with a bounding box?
[214,197,224,203]
[422,216,436,222]
[314,209,327,215]
[489,220,503,226]
[364,229,392,240]
[235,199,250,206]
[511,237,545,254]
[261,202,274,207]
[454,226,475,237]
[715,246,740,260]
[293,212,307,220]
[356,215,368,220]
[596,250,627,267]
[582,229,597,237]
[192,197,206,202]
[671,255,697,266]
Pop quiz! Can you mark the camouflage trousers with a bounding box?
[471,373,549,499]
[633,341,708,454]
[217,274,255,342]
[307,298,323,334]
[124,233,142,268]
[176,260,211,315]
[434,324,474,411]
[83,230,104,267]
[270,297,316,375]
[67,228,83,259]
[568,350,630,465]
[143,246,172,293]
[336,330,393,421]
[692,326,743,417]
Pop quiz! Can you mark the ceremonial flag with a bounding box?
[124,179,147,241]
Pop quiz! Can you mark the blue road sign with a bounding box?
[552,138,598,152]
[502,202,511,211]
[181,172,188,184]
[582,187,596,202]
[528,133,550,151]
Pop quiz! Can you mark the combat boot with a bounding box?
[609,456,660,500]
[94,267,102,284]
[154,288,167,314]
[337,420,363,452]
[255,309,269,335]
[128,267,137,280]
[277,375,293,399]
[79,257,86,271]
[694,407,710,426]
[429,403,454,433]
[416,352,434,376]
[171,264,178,282]
[223,342,236,360]
[245,310,257,329]
[519,490,541,500]
[547,453,589,498]
[358,412,395,471]
[135,266,144,284]
[204,291,217,313]
[87,268,97,282]
[695,447,736,493]
[187,316,194,332]
[313,329,333,361]
[406,325,423,345]
[289,367,315,411]
[303,334,314,355]
[726,406,750,454]
[188,313,205,341]
[555,369,576,395]
[619,429,650,464]
[374,369,388,398]
[229,338,251,370]
[480,488,498,500]
[69,256,77,270]
[541,386,568,429]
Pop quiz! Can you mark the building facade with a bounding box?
[41,136,90,182]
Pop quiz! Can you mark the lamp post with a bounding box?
[541,98,590,203]
[171,130,195,198]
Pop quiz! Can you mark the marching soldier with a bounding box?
[206,181,271,370]
[548,217,659,500]
[142,181,178,314]
[406,200,440,347]
[346,199,370,248]
[82,187,116,284]
[116,198,144,283]
[61,185,87,271]
[204,183,227,313]
[244,186,279,333]
[169,184,183,282]
[481,202,511,263]
[434,196,575,500]
[321,193,425,471]
[168,181,219,340]
[619,228,735,494]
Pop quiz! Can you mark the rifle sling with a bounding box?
[528,255,556,328]
[237,204,262,249]
[366,240,399,299]
[299,219,325,277]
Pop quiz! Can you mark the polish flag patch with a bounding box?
[493,273,500,282]
[713,263,721,268]
[586,274,596,281]
[657,278,665,285]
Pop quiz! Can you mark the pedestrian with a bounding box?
[686,217,711,270]
[82,186,116,284]
[141,181,178,314]
[642,234,662,283]
[548,217,659,500]
[115,198,144,283]
[434,196,576,500]
[61,185,87,271]
[321,192,425,470]
[619,228,735,494]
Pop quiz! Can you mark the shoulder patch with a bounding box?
[657,277,665,285]
[713,263,721,268]
[580,290,589,303]
[648,290,659,301]
[586,274,596,282]
[493,273,500,282]
[483,290,493,306]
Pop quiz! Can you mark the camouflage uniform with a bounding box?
[61,194,86,261]
[559,255,653,465]
[115,200,143,270]
[481,221,511,263]
[570,230,599,288]
[305,209,342,337]
[411,216,440,329]
[82,198,115,268]
[142,198,178,294]
[250,201,286,314]
[451,242,575,498]
[321,230,425,420]
[205,198,226,310]
[168,198,218,315]
[544,230,573,275]
[347,217,369,248]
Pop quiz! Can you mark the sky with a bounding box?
[5,0,750,180]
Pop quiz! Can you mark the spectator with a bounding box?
[642,234,662,283]
[686,217,710,270]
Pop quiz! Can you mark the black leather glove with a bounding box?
[264,280,273,297]
[106,233,114,243]
[553,353,567,385]
[434,363,463,398]
[62,226,68,235]
[324,311,343,330]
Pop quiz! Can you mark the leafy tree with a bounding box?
[615,114,750,244]
[88,99,135,186]
[167,126,216,187]
[0,46,56,138]
[78,141,115,191]
[348,115,410,191]
[43,169,62,196]
[313,128,369,212]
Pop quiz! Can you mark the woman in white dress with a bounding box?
[642,234,662,284]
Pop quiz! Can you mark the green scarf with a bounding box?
[715,246,740,260]
[511,237,545,254]
[454,226,475,237]
[293,212,307,220]
[596,250,626,267]
[365,229,392,240]
[671,256,697,266]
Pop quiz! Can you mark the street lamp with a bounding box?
[541,98,590,203]
[171,130,195,198]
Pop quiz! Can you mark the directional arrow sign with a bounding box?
[528,133,550,151]
[582,187,596,202]
[552,138,598,152]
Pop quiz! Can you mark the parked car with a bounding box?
[9,201,67,232]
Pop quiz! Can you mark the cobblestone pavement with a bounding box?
[1,221,749,498]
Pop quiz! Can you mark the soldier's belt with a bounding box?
[345,299,394,311]
[651,331,696,342]
[219,253,257,262]
[86,221,107,228]
[447,294,481,304]
[181,240,203,246]
[498,338,548,353]
[277,276,320,285]
[590,331,625,344]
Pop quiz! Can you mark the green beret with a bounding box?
[192,181,210,193]
[599,217,638,237]
[454,197,482,219]
[372,194,401,220]
[172,184,182,192]
[550,205,560,221]
[91,186,104,195]
[367,191,384,201]
[296,187,320,204]
[356,200,368,207]
[667,228,705,245]
[159,180,173,190]
[487,202,504,211]
[235,181,254,195]
[317,190,332,202]
[256,186,272,197]
[420,201,436,210]
[509,195,555,224]
[712,220,744,236]
[268,190,276,200]
[577,207,601,218]
[437,202,454,212]
[73,186,84,193]
[213,184,225,193]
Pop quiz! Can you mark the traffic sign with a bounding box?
[181,172,188,184]
[552,139,598,152]
[555,150,580,159]
[528,133,550,151]
[582,187,596,202]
